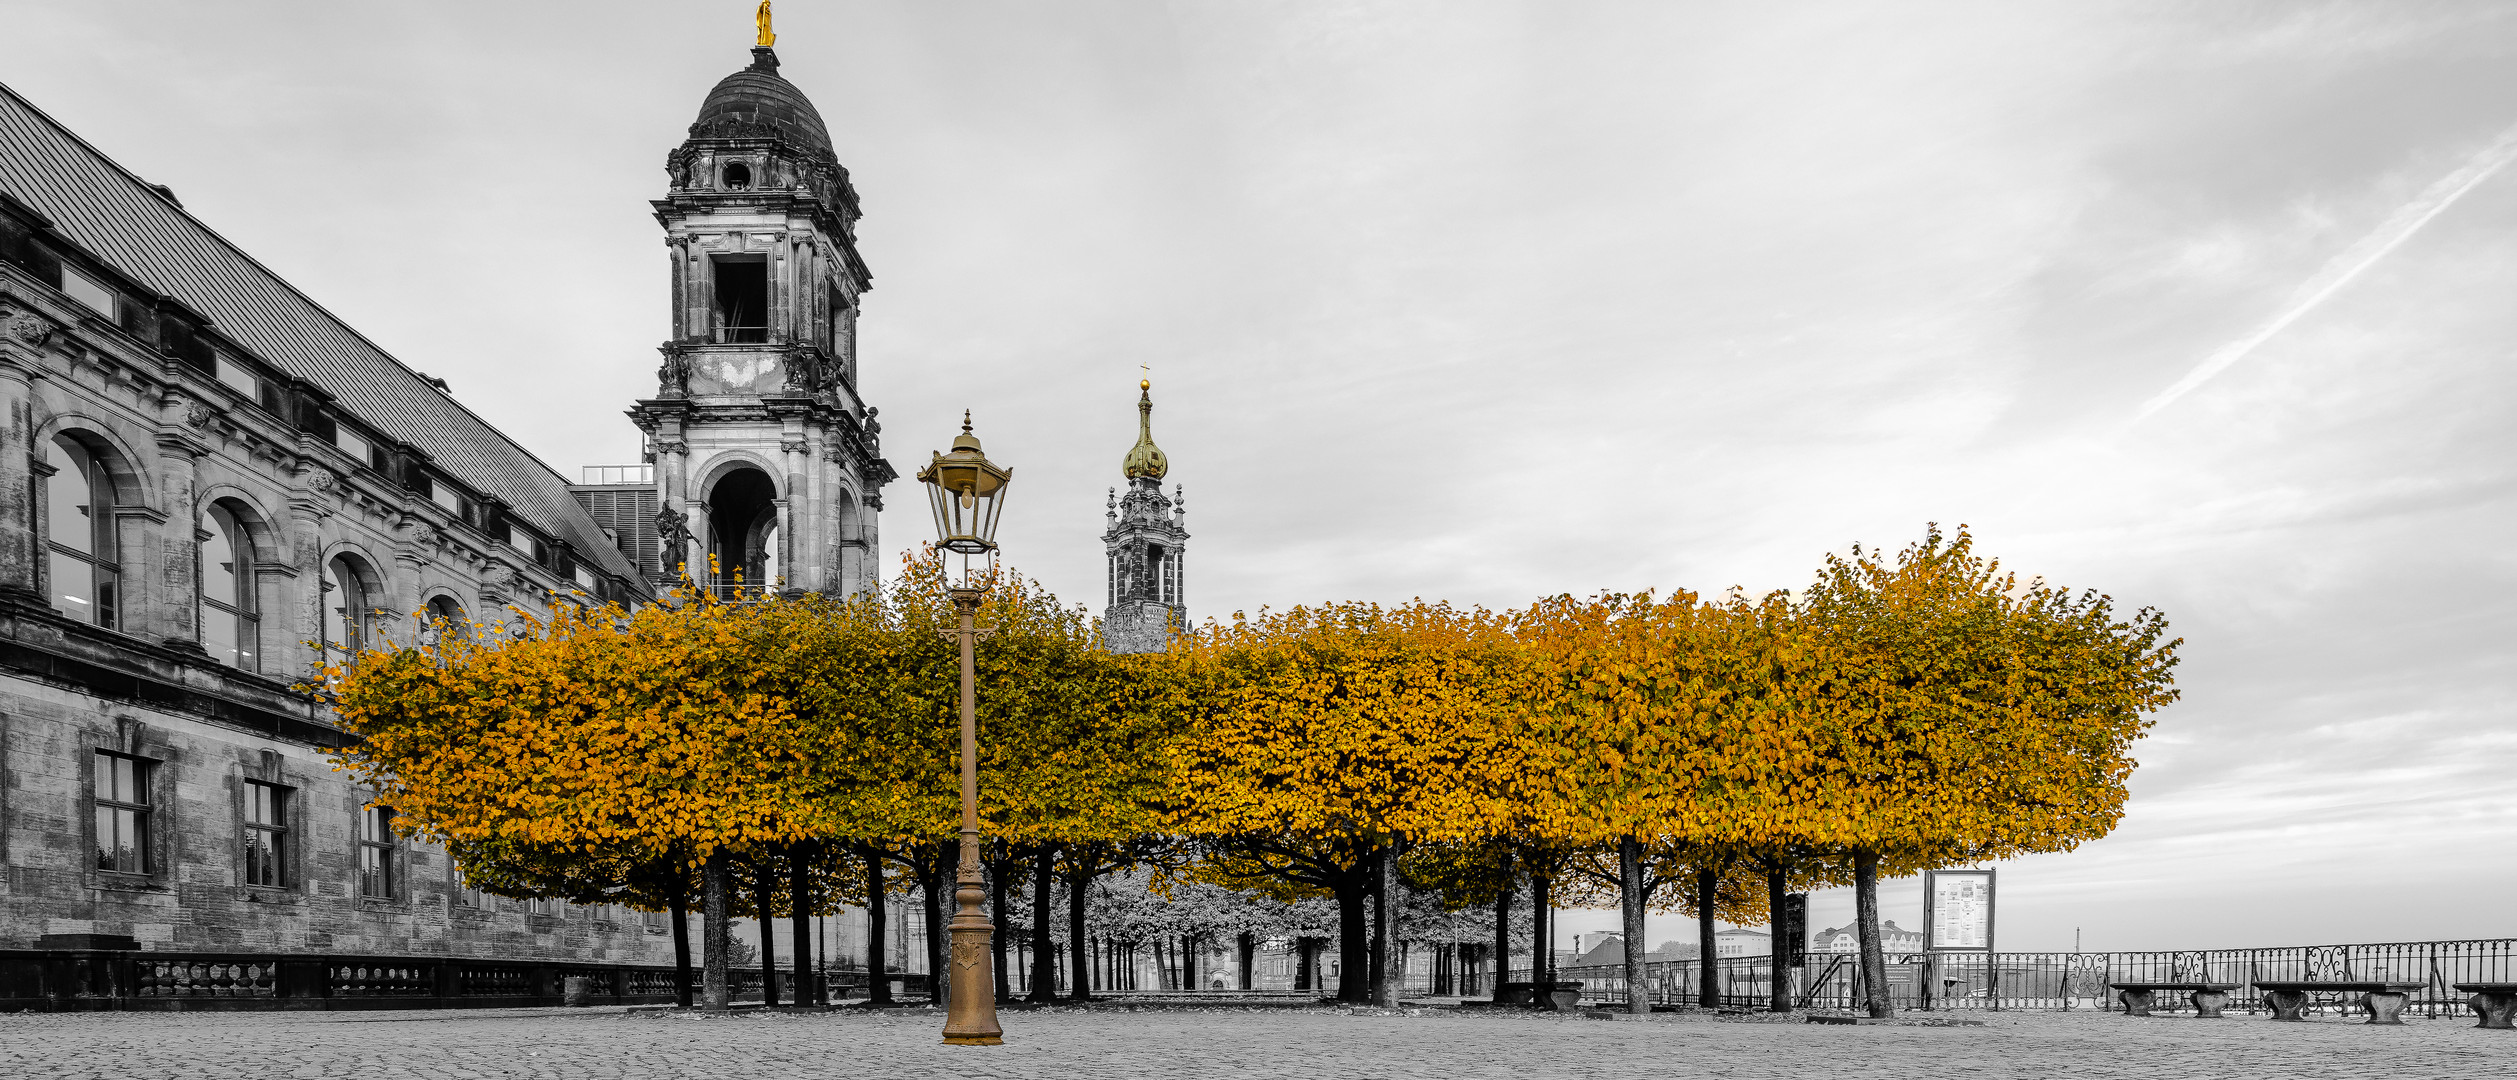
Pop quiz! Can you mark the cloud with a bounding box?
[2136,120,2517,420]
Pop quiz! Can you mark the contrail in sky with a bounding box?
[2136,121,2517,420]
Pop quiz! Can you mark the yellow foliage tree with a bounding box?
[1781,524,2180,1017]
[1170,601,1535,1005]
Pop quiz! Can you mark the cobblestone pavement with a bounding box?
[3,1004,2510,1079]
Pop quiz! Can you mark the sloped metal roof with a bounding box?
[0,82,640,583]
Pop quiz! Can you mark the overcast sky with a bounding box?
[7,0,2514,953]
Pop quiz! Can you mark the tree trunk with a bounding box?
[1766,858,1792,1012]
[921,845,947,1006]
[1337,874,1370,1003]
[1237,931,1256,992]
[1696,864,1719,1010]
[702,850,730,1011]
[755,858,779,1007]
[790,842,816,1006]
[1028,844,1057,1003]
[1370,844,1394,1007]
[1066,861,1093,1001]
[669,888,693,1008]
[863,846,892,1005]
[1853,848,1892,1018]
[990,847,1012,1002]
[1530,868,1552,988]
[1491,856,1513,999]
[1620,835,1649,1015]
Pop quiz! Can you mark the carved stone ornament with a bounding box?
[5,309,55,346]
[656,345,691,397]
[182,402,217,429]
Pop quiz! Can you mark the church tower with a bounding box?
[631,27,894,597]
[1103,381,1188,653]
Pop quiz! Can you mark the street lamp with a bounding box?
[916,412,1011,1047]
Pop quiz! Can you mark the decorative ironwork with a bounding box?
[1537,938,2517,1019]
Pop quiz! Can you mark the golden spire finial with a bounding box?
[755,1,776,48]
[1122,377,1168,480]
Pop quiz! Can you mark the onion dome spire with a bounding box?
[1121,379,1169,480]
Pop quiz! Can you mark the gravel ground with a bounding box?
[2,1002,2509,1078]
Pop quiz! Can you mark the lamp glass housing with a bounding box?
[916,425,1012,556]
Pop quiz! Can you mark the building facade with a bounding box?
[1101,381,1187,653]
[0,37,888,974]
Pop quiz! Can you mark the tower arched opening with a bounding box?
[705,466,779,597]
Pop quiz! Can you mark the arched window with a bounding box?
[723,161,751,190]
[198,504,257,670]
[42,435,119,629]
[321,555,374,669]
[423,594,467,646]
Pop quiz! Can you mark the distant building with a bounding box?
[1568,934,1626,969]
[1100,381,1187,653]
[1814,920,1924,955]
[1715,927,1769,957]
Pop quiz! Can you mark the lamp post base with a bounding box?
[940,830,1002,1046]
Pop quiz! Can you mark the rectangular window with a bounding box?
[573,564,596,590]
[454,870,488,909]
[214,355,259,399]
[93,751,150,875]
[712,257,768,343]
[530,897,562,918]
[243,781,289,887]
[62,265,117,318]
[334,425,373,469]
[430,481,461,515]
[355,805,394,898]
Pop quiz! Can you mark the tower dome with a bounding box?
[1122,380,1169,480]
[689,48,836,161]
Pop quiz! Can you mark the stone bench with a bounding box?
[2452,983,2517,1029]
[2251,980,2426,1024]
[2107,982,2239,1018]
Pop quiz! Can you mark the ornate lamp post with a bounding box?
[916,412,1011,1047]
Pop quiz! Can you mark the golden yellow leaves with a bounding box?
[326,527,2178,894]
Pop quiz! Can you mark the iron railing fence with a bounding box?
[1529,939,2517,1017]
[1,948,805,1011]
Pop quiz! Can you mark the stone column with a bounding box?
[282,460,336,680]
[769,231,789,345]
[145,423,208,647]
[0,321,44,600]
[779,428,807,592]
[390,513,426,640]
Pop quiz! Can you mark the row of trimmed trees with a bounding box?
[324,525,2177,1016]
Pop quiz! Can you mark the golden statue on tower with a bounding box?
[755,1,775,48]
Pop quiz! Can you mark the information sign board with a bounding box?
[1923,869,1995,952]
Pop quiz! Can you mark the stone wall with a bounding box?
[0,672,673,962]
